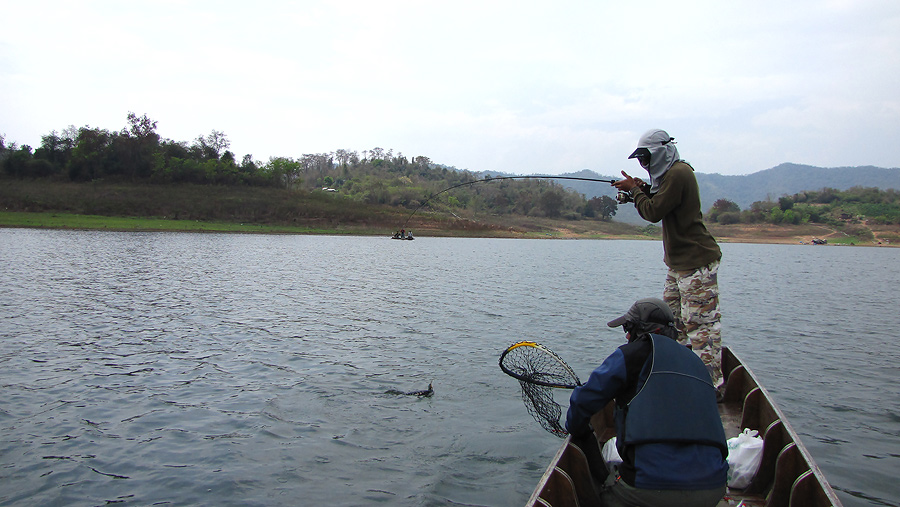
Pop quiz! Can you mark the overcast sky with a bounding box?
[2,0,898,176]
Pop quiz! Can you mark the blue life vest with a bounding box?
[617,334,727,457]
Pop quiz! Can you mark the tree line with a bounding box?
[706,187,900,226]
[0,113,620,221]
[20,112,893,227]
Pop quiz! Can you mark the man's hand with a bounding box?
[613,171,639,192]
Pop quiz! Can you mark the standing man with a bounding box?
[612,129,723,387]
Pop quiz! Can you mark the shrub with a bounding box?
[718,211,742,225]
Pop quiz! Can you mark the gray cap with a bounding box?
[607,298,675,328]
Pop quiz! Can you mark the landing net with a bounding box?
[499,341,581,437]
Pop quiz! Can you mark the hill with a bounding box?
[695,163,900,209]
[0,179,645,239]
[2,113,897,239]
[551,164,900,224]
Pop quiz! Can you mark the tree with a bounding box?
[33,129,76,176]
[814,188,839,204]
[334,149,355,168]
[126,112,158,139]
[264,156,303,190]
[768,208,784,223]
[778,196,794,211]
[782,209,800,224]
[587,195,618,221]
[707,198,740,222]
[718,212,741,225]
[121,112,161,179]
[2,144,34,178]
[67,127,114,181]
[539,189,564,217]
[194,130,229,160]
[413,156,431,172]
[712,198,740,213]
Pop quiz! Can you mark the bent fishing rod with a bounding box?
[401,175,617,228]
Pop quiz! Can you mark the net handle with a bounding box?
[498,341,582,389]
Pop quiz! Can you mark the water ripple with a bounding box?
[1,230,898,506]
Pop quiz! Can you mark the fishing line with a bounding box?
[400,175,615,229]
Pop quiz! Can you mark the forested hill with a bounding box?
[553,164,900,223]
[0,116,621,225]
[2,113,898,225]
[694,164,900,210]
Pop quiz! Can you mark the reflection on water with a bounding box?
[1,229,897,506]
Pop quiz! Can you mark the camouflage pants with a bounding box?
[663,260,723,387]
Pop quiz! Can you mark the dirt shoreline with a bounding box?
[553,222,899,247]
[706,223,898,247]
[2,211,898,247]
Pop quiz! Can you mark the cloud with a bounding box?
[2,0,899,175]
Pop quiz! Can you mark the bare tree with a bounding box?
[195,130,230,160]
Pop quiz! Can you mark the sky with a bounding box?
[2,0,899,176]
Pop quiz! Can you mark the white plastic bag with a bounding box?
[726,428,764,489]
[601,437,622,468]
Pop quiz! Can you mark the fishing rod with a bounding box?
[401,175,617,229]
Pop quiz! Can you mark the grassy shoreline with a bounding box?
[3,210,898,246]
[5,179,896,245]
[0,211,381,236]
[0,211,648,240]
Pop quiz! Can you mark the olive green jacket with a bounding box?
[632,161,721,271]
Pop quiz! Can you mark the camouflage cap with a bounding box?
[607,298,675,328]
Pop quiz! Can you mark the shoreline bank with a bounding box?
[2,211,897,247]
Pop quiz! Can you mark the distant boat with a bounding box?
[524,346,843,507]
[812,238,827,245]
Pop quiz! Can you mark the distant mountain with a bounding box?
[548,164,900,224]
[693,164,900,209]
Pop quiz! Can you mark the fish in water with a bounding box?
[405,382,433,397]
[386,382,433,397]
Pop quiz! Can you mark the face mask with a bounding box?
[630,130,679,193]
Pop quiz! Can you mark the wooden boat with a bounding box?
[525,346,843,507]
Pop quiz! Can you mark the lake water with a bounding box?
[1,229,898,507]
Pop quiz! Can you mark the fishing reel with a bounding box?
[616,190,634,204]
[616,182,649,204]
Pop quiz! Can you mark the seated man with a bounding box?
[566,298,728,507]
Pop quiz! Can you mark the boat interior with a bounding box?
[526,346,843,507]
